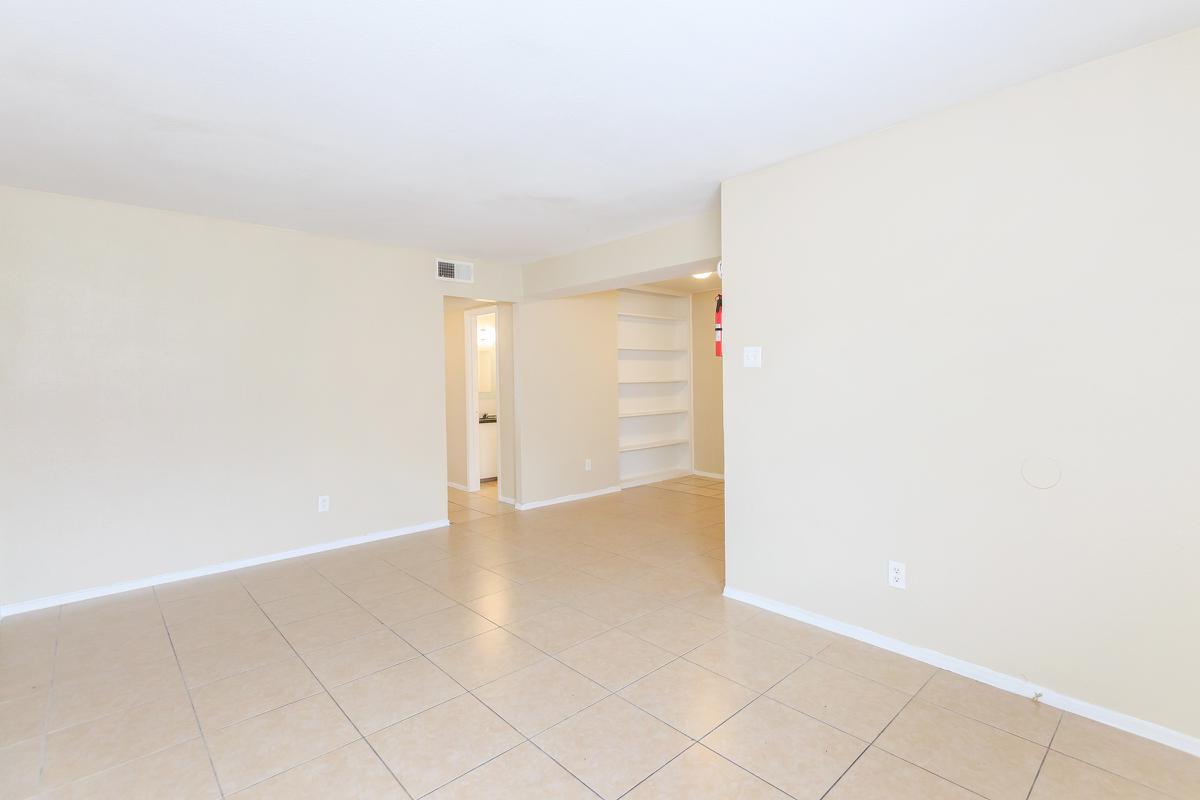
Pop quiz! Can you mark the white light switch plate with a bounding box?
[743,346,762,368]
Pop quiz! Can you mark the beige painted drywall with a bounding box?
[691,289,724,475]
[514,292,619,504]
[443,302,468,488]
[496,303,517,501]
[1,187,520,607]
[523,211,721,298]
[722,28,1200,738]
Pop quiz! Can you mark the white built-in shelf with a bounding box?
[617,346,686,353]
[618,409,688,419]
[619,438,689,453]
[618,378,687,384]
[617,312,684,322]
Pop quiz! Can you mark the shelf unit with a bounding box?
[617,289,691,486]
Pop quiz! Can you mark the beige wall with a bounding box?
[721,29,1200,738]
[496,303,517,501]
[443,303,468,488]
[523,211,721,298]
[691,290,724,475]
[1,187,520,607]
[514,293,619,504]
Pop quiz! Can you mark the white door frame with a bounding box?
[464,305,499,493]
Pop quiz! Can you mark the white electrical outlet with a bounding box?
[584,458,592,472]
[317,495,330,513]
[743,346,763,368]
[888,560,906,589]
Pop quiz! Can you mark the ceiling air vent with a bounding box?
[436,259,474,283]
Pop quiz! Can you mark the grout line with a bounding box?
[152,587,227,798]
[34,604,63,793]
[1025,715,1064,800]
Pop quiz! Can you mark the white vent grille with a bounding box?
[436,259,474,283]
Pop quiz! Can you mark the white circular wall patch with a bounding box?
[1021,456,1062,489]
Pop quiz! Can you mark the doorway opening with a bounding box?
[443,297,516,524]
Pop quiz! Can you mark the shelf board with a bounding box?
[618,409,689,419]
[618,312,685,322]
[618,378,687,384]
[619,438,689,453]
[618,346,686,353]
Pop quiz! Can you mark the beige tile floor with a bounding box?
[2,475,1198,798]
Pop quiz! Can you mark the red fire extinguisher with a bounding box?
[714,293,723,357]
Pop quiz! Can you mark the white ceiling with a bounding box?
[3,2,1198,264]
[640,271,722,296]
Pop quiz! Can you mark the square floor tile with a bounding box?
[428,569,517,603]
[816,637,937,695]
[168,608,275,653]
[919,671,1061,745]
[824,746,979,800]
[226,740,408,800]
[160,584,258,627]
[0,737,43,800]
[474,658,608,736]
[42,694,200,789]
[557,628,675,692]
[466,586,560,625]
[363,586,458,627]
[621,659,756,739]
[369,694,522,797]
[702,697,866,800]
[735,612,835,656]
[424,741,594,800]
[391,606,496,654]
[624,744,790,800]
[489,557,563,583]
[240,568,331,605]
[205,694,358,794]
[259,586,357,626]
[329,657,463,734]
[175,628,295,689]
[768,659,910,740]
[684,630,807,692]
[619,569,713,602]
[1028,750,1172,800]
[301,629,419,687]
[43,738,219,800]
[567,585,664,626]
[505,606,610,653]
[48,656,186,732]
[427,628,545,689]
[620,605,725,656]
[671,591,757,626]
[876,700,1046,800]
[336,571,422,604]
[534,695,691,800]
[1051,713,1200,799]
[278,608,384,654]
[0,691,47,748]
[192,656,321,731]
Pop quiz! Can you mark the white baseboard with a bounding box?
[0,518,450,618]
[447,482,469,492]
[515,485,621,511]
[693,470,724,480]
[498,496,516,505]
[724,586,1200,758]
